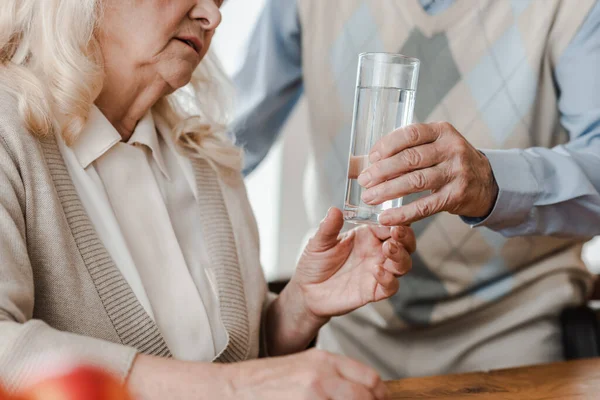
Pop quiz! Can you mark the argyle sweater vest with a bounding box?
[297,0,595,326]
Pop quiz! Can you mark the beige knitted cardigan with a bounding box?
[0,90,268,391]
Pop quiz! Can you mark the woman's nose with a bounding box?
[190,0,222,31]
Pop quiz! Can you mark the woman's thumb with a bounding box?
[308,208,345,251]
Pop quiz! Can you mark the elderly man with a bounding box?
[233,0,600,378]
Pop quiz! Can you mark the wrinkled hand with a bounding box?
[230,349,390,400]
[357,122,499,226]
[289,207,416,321]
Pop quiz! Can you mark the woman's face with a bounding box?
[97,0,223,91]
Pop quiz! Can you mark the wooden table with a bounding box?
[386,358,600,399]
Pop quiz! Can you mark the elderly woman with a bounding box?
[0,0,416,399]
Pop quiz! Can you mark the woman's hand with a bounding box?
[357,122,499,225]
[128,350,390,400]
[292,207,415,317]
[266,207,416,356]
[228,349,389,400]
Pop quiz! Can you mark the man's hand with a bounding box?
[357,122,499,225]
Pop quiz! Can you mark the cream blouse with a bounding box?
[56,106,228,361]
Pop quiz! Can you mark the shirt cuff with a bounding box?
[461,149,540,231]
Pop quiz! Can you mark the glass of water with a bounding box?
[343,52,420,225]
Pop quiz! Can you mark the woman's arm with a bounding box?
[127,354,231,399]
[264,281,328,357]
[0,139,388,400]
[128,349,389,400]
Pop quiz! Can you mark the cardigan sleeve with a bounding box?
[0,135,137,393]
[259,292,279,357]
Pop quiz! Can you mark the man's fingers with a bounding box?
[358,143,442,188]
[378,192,450,226]
[348,155,369,180]
[362,166,447,205]
[369,123,440,163]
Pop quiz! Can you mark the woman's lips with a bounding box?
[176,36,202,55]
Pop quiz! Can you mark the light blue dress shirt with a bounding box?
[232,0,600,238]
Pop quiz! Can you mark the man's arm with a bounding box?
[231,0,303,176]
[357,1,600,236]
[466,0,600,237]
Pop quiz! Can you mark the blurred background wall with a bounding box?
[213,0,311,282]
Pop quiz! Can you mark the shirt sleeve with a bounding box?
[463,0,600,238]
[231,0,304,176]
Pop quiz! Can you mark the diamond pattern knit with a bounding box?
[297,0,595,326]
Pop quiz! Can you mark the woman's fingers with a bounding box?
[322,378,376,400]
[383,240,411,264]
[327,353,389,400]
[373,265,400,300]
[369,225,392,241]
[381,240,412,277]
[391,226,417,254]
[368,225,415,278]
[372,377,392,400]
[308,207,345,252]
[383,257,412,278]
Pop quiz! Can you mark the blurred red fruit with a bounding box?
[0,385,11,400]
[19,366,131,400]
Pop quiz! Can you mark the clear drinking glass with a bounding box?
[343,52,420,225]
